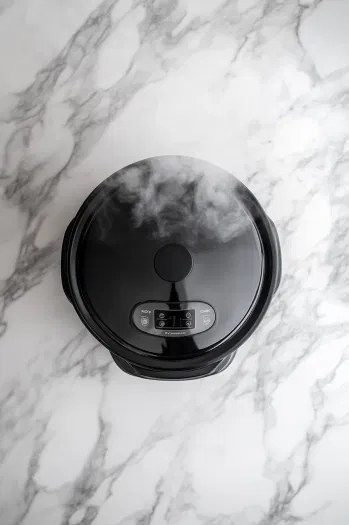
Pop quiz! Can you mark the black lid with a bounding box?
[63,156,280,371]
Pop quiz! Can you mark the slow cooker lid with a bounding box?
[73,157,264,359]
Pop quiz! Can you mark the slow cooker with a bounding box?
[61,156,281,380]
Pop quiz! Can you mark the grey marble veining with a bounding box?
[1,0,349,524]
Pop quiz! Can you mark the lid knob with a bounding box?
[154,244,193,282]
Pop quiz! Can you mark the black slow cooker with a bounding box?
[61,156,281,380]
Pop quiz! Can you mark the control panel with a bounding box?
[155,309,195,330]
[132,302,215,337]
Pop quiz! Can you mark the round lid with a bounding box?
[71,156,267,361]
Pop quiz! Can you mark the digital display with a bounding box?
[154,309,195,330]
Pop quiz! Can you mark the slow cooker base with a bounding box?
[110,352,237,380]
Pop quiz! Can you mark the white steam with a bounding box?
[100,156,251,246]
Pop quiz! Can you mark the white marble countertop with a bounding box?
[1,1,349,524]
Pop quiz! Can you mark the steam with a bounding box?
[97,156,251,247]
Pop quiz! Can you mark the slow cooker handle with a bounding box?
[268,217,282,294]
[61,219,75,303]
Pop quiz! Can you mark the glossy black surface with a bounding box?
[61,155,282,379]
[77,185,263,357]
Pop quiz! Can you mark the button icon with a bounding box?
[159,321,165,327]
[186,320,192,327]
[203,316,211,326]
[141,316,149,327]
[185,312,192,318]
[159,313,165,319]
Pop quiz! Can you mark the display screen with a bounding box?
[154,309,195,330]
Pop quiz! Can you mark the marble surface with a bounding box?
[1,0,349,523]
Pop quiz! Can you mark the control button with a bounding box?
[186,320,192,327]
[141,316,150,327]
[185,312,192,319]
[203,315,212,326]
[159,313,165,319]
[159,321,165,327]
